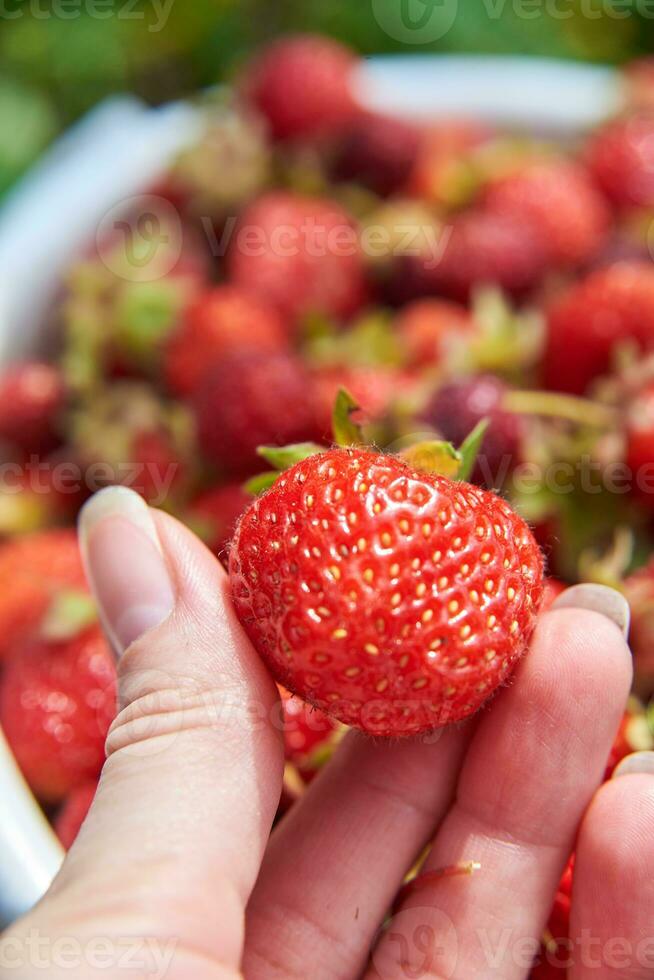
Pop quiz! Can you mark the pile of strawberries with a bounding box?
[4,33,654,971]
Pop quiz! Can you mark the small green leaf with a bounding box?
[257,443,325,470]
[400,440,462,478]
[457,419,490,483]
[332,388,364,447]
[244,472,280,497]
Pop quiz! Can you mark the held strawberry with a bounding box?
[229,446,544,736]
[54,779,98,849]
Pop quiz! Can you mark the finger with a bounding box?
[368,592,632,980]
[569,755,654,979]
[7,487,283,980]
[244,722,473,980]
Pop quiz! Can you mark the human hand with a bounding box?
[3,486,651,980]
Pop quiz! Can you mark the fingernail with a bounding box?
[612,751,654,779]
[550,583,630,639]
[78,486,175,656]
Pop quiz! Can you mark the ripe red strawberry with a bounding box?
[54,779,97,849]
[164,286,289,397]
[241,34,359,142]
[625,380,654,509]
[624,561,654,689]
[278,687,339,779]
[230,448,544,736]
[186,482,251,560]
[398,210,547,303]
[586,113,654,209]
[544,261,654,394]
[0,362,65,456]
[331,113,423,197]
[0,529,87,662]
[195,350,319,474]
[530,859,573,978]
[482,158,610,268]
[0,623,116,802]
[394,298,473,368]
[422,375,523,487]
[228,192,368,324]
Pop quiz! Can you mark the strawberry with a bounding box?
[482,158,610,269]
[422,375,523,488]
[278,687,339,780]
[54,779,98,849]
[0,362,65,457]
[195,350,319,474]
[186,482,251,560]
[69,382,194,505]
[0,529,87,662]
[241,34,359,142]
[227,192,368,324]
[544,262,654,394]
[530,859,573,978]
[164,285,289,397]
[624,562,654,691]
[0,623,116,802]
[586,112,654,209]
[229,447,544,736]
[394,298,473,369]
[396,210,547,304]
[625,380,654,509]
[331,113,423,197]
[540,577,565,612]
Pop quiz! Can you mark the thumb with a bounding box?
[10,486,283,979]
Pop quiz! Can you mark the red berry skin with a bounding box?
[0,625,116,803]
[544,261,654,394]
[164,286,288,397]
[394,299,472,369]
[230,449,544,737]
[228,192,368,324]
[195,350,319,474]
[482,159,610,268]
[625,381,654,508]
[396,211,547,304]
[0,530,88,663]
[54,779,98,849]
[0,362,65,456]
[586,113,654,209]
[241,34,358,142]
[331,113,423,197]
[278,687,337,778]
[422,375,523,487]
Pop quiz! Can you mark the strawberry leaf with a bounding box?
[457,419,490,482]
[244,472,280,497]
[257,443,325,471]
[333,388,364,447]
[400,440,462,478]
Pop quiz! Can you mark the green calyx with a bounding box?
[398,419,490,483]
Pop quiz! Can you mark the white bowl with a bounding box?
[0,53,622,927]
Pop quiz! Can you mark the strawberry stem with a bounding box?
[393,861,481,911]
[503,390,617,428]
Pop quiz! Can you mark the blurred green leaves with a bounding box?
[0,0,651,195]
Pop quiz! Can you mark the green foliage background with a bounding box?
[1,0,652,194]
